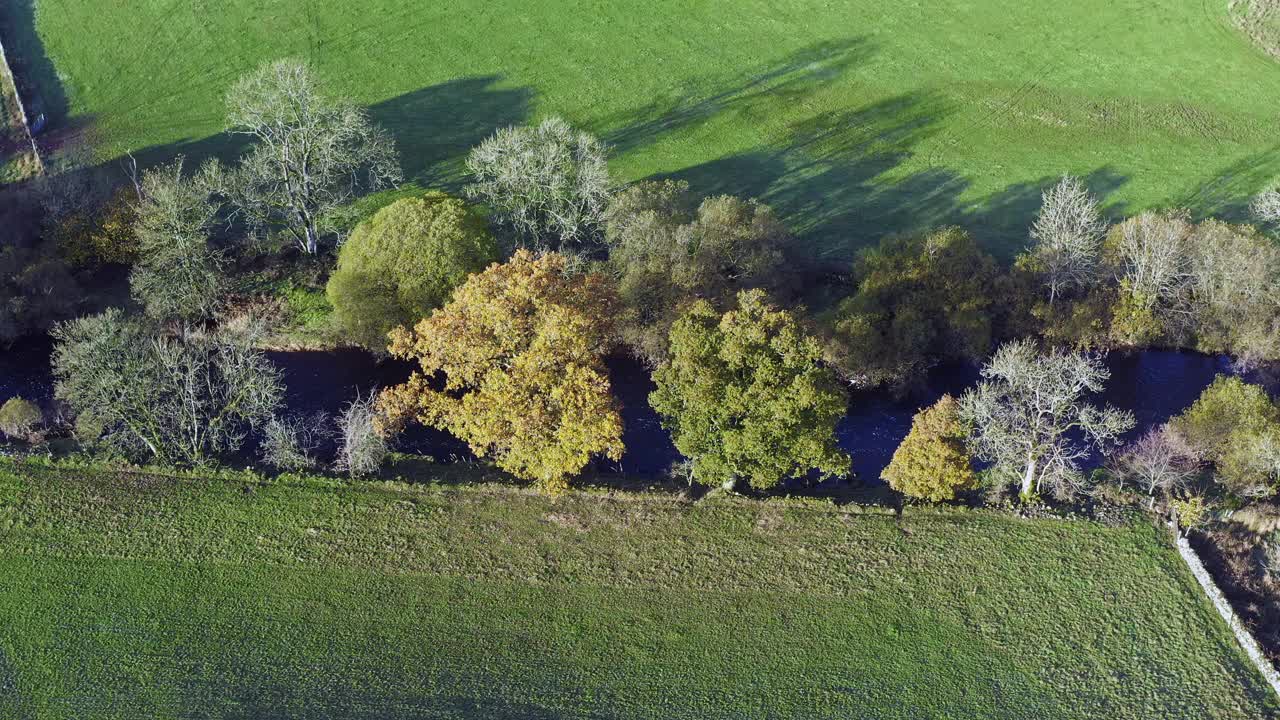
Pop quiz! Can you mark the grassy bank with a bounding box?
[0,459,1275,718]
[9,1,1280,260]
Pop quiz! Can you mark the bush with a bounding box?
[336,395,387,477]
[0,397,43,440]
[1172,375,1280,498]
[327,192,500,350]
[882,395,976,502]
[261,413,330,471]
[53,187,140,268]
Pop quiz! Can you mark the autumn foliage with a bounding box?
[881,395,976,501]
[376,250,623,494]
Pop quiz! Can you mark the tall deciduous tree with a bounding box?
[882,395,976,501]
[650,289,850,490]
[1105,211,1193,345]
[376,250,622,494]
[466,116,609,249]
[828,227,1000,387]
[958,340,1133,500]
[222,59,401,254]
[129,159,226,326]
[327,192,501,350]
[52,309,282,465]
[605,180,791,365]
[1026,175,1107,304]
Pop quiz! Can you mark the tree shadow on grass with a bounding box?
[0,0,69,129]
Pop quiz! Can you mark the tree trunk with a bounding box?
[304,222,318,255]
[1021,457,1037,499]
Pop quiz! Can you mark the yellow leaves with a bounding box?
[377,250,623,493]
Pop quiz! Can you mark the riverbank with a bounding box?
[0,457,1275,718]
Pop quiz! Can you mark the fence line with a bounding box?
[1171,521,1280,698]
[0,32,43,175]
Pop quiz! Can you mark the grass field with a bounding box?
[4,1,1280,261]
[0,458,1275,719]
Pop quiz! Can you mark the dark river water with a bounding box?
[3,339,1278,483]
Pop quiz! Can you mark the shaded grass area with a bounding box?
[5,1,1280,262]
[0,460,1275,718]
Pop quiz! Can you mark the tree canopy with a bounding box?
[882,395,976,501]
[1172,375,1280,498]
[827,227,1001,387]
[376,250,623,494]
[650,289,850,490]
[605,180,791,366]
[327,192,501,350]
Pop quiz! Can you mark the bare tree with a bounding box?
[1251,188,1280,226]
[1110,424,1201,501]
[221,59,401,254]
[1186,220,1280,365]
[129,158,226,326]
[335,394,387,477]
[1110,211,1194,311]
[52,310,282,465]
[1028,176,1108,304]
[260,412,331,471]
[466,116,610,249]
[958,340,1134,500]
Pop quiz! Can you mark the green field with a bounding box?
[5,0,1280,261]
[0,459,1275,718]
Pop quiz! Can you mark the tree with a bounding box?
[605,180,791,365]
[650,289,850,490]
[958,340,1133,500]
[828,227,1001,387]
[1105,211,1193,345]
[1026,176,1107,304]
[882,395,976,501]
[52,309,282,465]
[0,397,43,441]
[1184,220,1280,364]
[1109,424,1201,500]
[130,159,226,325]
[0,184,79,344]
[1172,375,1280,498]
[221,59,401,254]
[466,116,609,249]
[376,250,622,494]
[260,412,330,471]
[327,192,501,349]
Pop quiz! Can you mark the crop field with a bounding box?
[4,0,1280,261]
[0,459,1275,719]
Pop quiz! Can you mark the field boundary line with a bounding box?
[0,33,43,176]
[1171,521,1280,698]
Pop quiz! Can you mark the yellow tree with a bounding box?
[882,395,976,502]
[376,250,623,494]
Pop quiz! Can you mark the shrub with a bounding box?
[336,395,387,477]
[327,192,500,350]
[882,395,976,502]
[0,397,43,440]
[261,413,330,471]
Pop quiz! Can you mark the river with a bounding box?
[4,339,1278,483]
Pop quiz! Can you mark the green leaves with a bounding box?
[651,290,849,490]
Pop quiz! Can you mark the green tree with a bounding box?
[327,192,501,349]
[650,289,850,490]
[605,180,790,366]
[827,227,1001,387]
[376,250,622,494]
[1172,375,1280,498]
[882,395,976,501]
